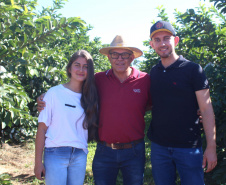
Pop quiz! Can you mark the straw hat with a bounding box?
[99,35,143,58]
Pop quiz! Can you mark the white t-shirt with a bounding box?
[38,84,88,154]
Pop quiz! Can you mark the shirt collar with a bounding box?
[106,67,140,79]
[158,55,185,69]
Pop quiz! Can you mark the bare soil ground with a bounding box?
[0,142,38,185]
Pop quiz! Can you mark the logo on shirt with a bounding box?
[133,89,141,93]
[65,104,76,108]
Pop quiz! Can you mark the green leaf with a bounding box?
[21,47,26,56]
[60,17,66,25]
[24,20,34,27]
[2,122,6,129]
[32,30,36,38]
[47,19,51,30]
[13,5,22,9]
[49,67,58,73]
[9,40,16,47]
[5,112,11,126]
[53,19,58,27]
[24,5,28,14]
[29,69,39,76]
[17,59,27,65]
[39,23,43,34]
[10,0,14,5]
[18,66,26,74]
[42,16,51,20]
[24,33,27,44]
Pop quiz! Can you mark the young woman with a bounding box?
[34,50,99,185]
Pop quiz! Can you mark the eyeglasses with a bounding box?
[109,52,132,59]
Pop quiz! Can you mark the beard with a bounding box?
[156,47,173,58]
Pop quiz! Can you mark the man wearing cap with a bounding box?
[147,20,217,185]
[92,35,151,185]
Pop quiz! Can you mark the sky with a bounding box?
[36,0,213,52]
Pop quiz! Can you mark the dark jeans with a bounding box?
[92,141,145,185]
[151,142,204,185]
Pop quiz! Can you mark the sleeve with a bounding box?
[38,88,54,127]
[192,64,209,91]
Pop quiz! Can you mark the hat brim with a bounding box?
[99,46,143,59]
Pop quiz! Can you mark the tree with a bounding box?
[140,4,226,185]
[208,0,226,13]
[0,0,110,143]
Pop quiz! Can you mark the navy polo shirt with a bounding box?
[147,55,209,148]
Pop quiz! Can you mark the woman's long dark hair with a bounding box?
[66,50,99,142]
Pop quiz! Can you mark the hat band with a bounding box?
[150,29,175,38]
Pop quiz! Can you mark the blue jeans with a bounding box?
[44,147,87,185]
[92,141,145,185]
[151,142,204,185]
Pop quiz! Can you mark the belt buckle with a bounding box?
[111,143,125,149]
[111,143,117,149]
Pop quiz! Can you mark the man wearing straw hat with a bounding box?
[92,35,151,185]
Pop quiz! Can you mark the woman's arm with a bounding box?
[34,122,48,180]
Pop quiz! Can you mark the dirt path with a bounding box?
[0,142,37,184]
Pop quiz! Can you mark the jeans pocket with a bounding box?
[133,141,145,157]
[95,143,105,154]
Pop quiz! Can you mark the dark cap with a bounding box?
[150,21,176,38]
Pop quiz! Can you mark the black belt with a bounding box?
[99,138,143,150]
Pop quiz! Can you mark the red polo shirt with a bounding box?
[95,67,151,143]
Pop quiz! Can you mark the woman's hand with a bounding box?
[34,162,45,180]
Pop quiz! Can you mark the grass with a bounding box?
[84,142,96,185]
